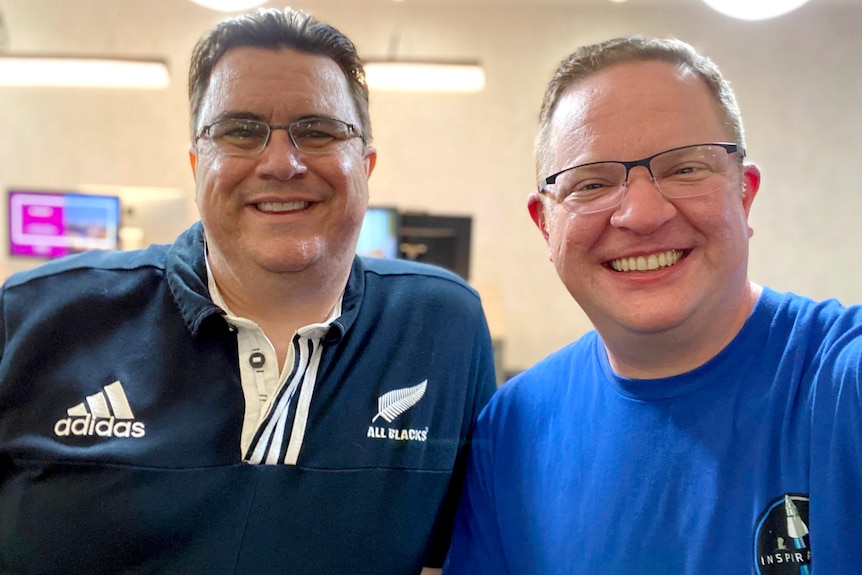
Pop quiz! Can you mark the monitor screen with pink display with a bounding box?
[8,189,122,259]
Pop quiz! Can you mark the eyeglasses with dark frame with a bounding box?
[538,143,745,215]
[195,116,365,156]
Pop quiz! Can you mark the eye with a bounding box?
[555,164,622,202]
[567,180,615,199]
[225,126,260,139]
[211,120,267,148]
[653,145,727,182]
[294,128,336,140]
[580,181,612,192]
[660,161,715,181]
[290,120,346,149]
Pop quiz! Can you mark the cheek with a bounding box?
[195,153,239,204]
[711,194,751,238]
[548,210,601,256]
[335,156,370,204]
[688,196,751,264]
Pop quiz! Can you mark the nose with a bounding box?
[253,128,307,180]
[609,166,676,233]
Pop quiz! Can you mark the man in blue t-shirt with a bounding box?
[445,36,862,574]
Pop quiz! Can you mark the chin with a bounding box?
[620,307,697,335]
[584,299,692,336]
[251,249,319,274]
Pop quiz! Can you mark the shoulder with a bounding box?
[0,246,177,341]
[486,333,599,415]
[361,257,475,288]
[338,257,492,347]
[757,287,862,397]
[359,257,481,304]
[510,332,599,383]
[2,224,205,297]
[757,287,862,351]
[758,287,861,325]
[466,335,600,464]
[3,246,169,293]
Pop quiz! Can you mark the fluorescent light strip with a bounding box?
[187,0,268,11]
[0,56,170,89]
[701,0,811,20]
[364,62,485,93]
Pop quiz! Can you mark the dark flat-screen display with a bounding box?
[356,206,400,259]
[8,189,122,259]
[355,207,473,280]
[399,213,472,281]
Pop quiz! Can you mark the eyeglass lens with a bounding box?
[549,144,737,214]
[204,118,355,155]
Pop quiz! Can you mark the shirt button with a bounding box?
[249,352,266,369]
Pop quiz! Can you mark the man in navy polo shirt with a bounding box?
[0,8,496,574]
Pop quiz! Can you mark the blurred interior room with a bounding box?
[1,0,860,380]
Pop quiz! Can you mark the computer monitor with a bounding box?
[356,206,400,259]
[8,189,122,259]
[398,212,472,281]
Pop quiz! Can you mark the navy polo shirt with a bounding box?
[0,222,497,574]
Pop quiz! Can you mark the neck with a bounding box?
[603,281,762,380]
[216,268,345,329]
[209,254,350,364]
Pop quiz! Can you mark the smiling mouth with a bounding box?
[256,201,311,213]
[608,249,685,272]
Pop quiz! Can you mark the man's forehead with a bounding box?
[548,61,722,152]
[552,61,697,116]
[200,47,355,121]
[209,46,347,90]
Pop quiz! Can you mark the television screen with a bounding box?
[356,206,400,259]
[8,189,122,259]
[399,213,472,281]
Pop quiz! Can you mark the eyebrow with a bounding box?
[211,111,343,124]
[211,110,265,123]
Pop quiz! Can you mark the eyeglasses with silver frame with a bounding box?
[195,116,364,156]
[538,142,745,215]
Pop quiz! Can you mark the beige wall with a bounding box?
[1,0,861,374]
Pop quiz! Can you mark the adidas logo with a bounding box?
[53,380,146,439]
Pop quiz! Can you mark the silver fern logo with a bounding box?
[372,380,427,423]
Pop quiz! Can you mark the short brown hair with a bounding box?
[188,8,371,143]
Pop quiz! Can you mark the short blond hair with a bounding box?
[535,36,744,180]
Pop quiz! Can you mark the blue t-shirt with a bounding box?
[445,287,862,574]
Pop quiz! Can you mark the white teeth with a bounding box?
[609,250,682,272]
[256,201,309,213]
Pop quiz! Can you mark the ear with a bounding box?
[188,146,198,182]
[741,163,761,216]
[363,146,377,177]
[528,192,551,243]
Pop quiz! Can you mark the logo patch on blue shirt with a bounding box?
[754,493,811,574]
